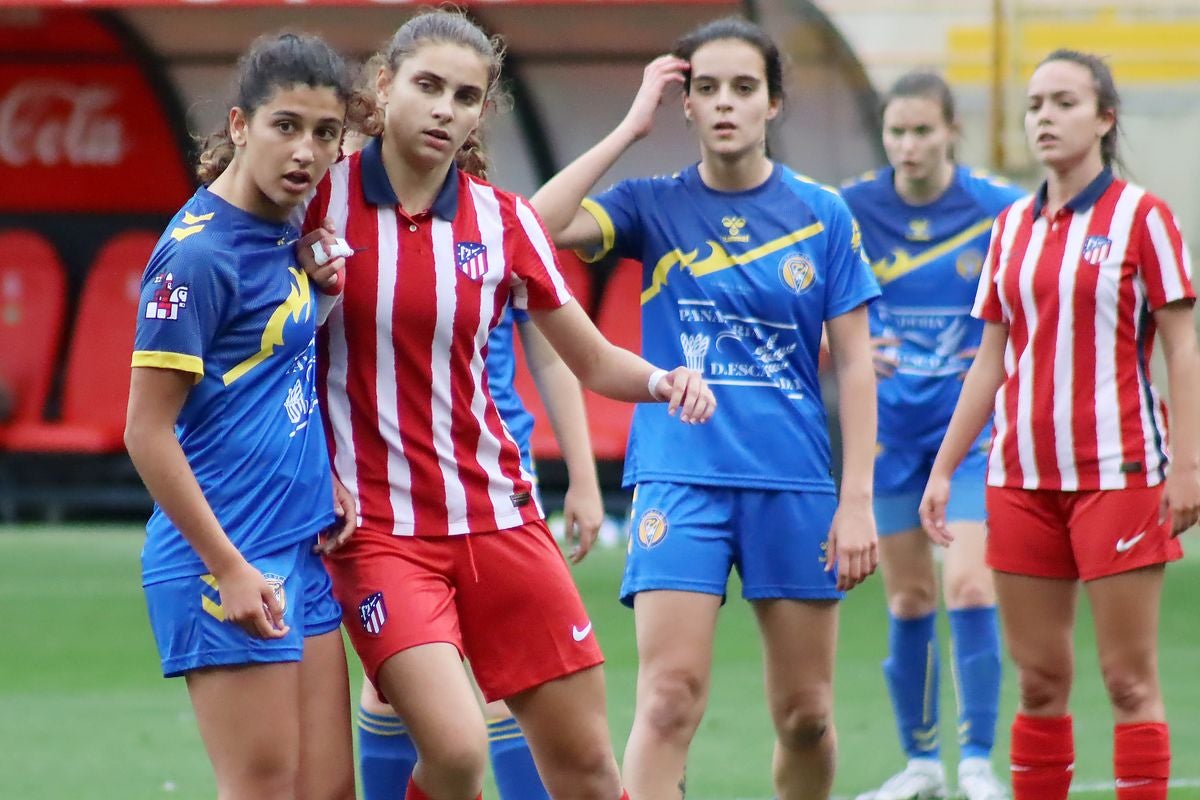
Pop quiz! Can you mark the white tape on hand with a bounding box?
[311,237,353,267]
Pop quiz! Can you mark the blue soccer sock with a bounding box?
[488,716,549,800]
[883,611,941,760]
[948,606,1001,760]
[358,705,417,800]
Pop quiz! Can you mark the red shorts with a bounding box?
[985,485,1183,581]
[323,519,603,702]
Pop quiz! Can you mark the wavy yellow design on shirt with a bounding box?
[641,221,826,305]
[871,217,994,285]
[223,267,312,386]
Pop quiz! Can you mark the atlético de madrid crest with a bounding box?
[455,241,489,280]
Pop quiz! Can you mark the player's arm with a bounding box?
[920,321,1008,544]
[516,318,604,562]
[528,300,714,423]
[529,55,687,251]
[124,367,287,638]
[824,304,878,591]
[1154,300,1200,535]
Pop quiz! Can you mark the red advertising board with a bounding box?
[0,10,192,213]
[0,65,192,213]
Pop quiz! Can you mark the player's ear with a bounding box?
[683,94,693,122]
[374,66,393,107]
[228,107,249,148]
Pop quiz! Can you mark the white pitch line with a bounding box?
[727,780,1200,800]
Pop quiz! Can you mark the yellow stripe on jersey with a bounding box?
[200,575,224,621]
[579,198,616,264]
[641,221,826,305]
[223,268,312,386]
[182,211,215,225]
[871,217,994,285]
[171,225,206,242]
[132,350,204,376]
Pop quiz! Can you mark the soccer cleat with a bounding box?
[855,759,947,800]
[957,757,1009,800]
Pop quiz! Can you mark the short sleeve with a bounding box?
[132,243,238,377]
[579,178,645,263]
[822,199,881,320]
[509,197,575,313]
[972,216,1007,323]
[1137,196,1196,311]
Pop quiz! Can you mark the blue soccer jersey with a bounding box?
[485,306,535,460]
[584,163,880,492]
[134,187,335,585]
[841,166,1023,450]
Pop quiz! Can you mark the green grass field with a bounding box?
[1,526,1197,800]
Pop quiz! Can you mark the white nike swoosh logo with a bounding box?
[572,622,593,641]
[1115,532,1147,553]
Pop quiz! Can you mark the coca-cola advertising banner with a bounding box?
[0,64,191,213]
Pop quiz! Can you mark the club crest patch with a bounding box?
[145,272,189,320]
[636,509,669,549]
[1082,235,1112,266]
[779,254,816,294]
[455,241,489,280]
[359,591,388,635]
[263,573,287,613]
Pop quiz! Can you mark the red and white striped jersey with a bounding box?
[973,171,1195,491]
[305,139,574,536]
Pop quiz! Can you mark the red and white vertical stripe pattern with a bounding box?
[973,180,1194,491]
[310,155,573,535]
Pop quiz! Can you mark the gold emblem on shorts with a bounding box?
[636,509,669,549]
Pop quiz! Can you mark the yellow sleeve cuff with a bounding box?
[132,350,205,378]
[578,198,616,264]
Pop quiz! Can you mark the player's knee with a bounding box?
[639,669,707,739]
[540,744,621,800]
[1099,663,1156,717]
[774,704,832,751]
[419,738,488,788]
[888,585,937,618]
[944,573,994,609]
[1016,663,1072,714]
[220,754,298,800]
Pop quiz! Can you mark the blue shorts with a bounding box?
[144,536,342,678]
[873,435,989,536]
[620,482,842,607]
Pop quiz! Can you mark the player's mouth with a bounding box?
[422,128,452,149]
[713,121,737,137]
[282,170,313,193]
[1036,132,1059,147]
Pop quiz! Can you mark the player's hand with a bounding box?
[919,472,954,546]
[316,476,357,554]
[563,479,604,564]
[825,501,878,591]
[1161,464,1200,536]
[870,335,901,378]
[618,55,689,141]
[296,218,348,295]
[654,367,716,424]
[214,560,289,639]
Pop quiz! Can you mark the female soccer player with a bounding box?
[841,72,1022,800]
[302,10,714,800]
[921,50,1200,800]
[531,17,879,800]
[355,308,604,800]
[124,33,359,800]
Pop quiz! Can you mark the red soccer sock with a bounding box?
[1114,722,1170,800]
[1010,713,1074,800]
[404,777,482,800]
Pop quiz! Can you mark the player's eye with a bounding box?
[276,119,296,134]
[316,125,341,141]
[416,79,437,93]
[914,126,932,137]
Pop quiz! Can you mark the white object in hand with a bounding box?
[311,238,353,266]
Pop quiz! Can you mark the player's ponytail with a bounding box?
[196,32,357,184]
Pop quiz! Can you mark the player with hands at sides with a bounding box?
[920,50,1200,800]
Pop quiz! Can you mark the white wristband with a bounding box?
[647,368,668,400]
